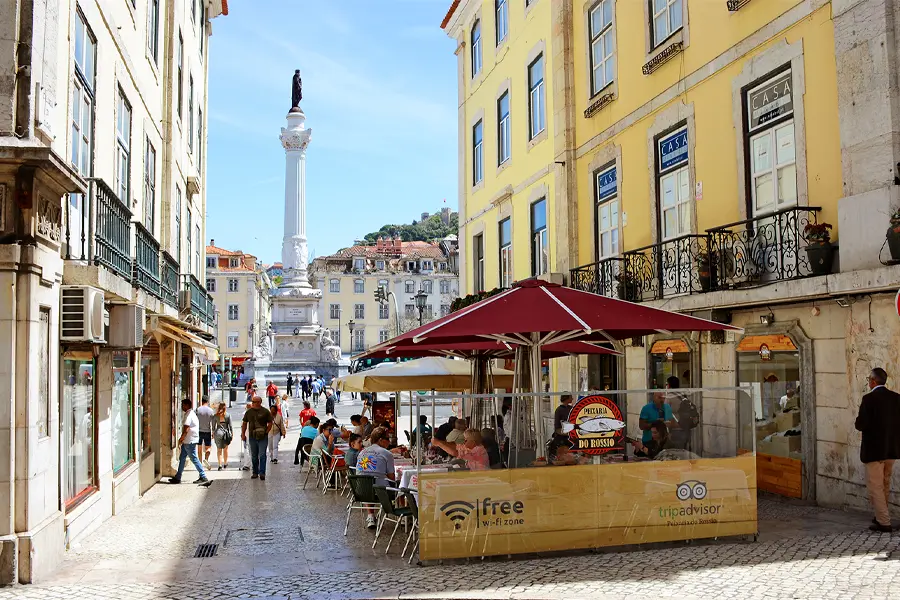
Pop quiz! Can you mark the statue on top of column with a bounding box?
[291,70,303,108]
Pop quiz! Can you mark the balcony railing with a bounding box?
[184,274,207,323]
[570,207,822,301]
[133,223,161,298]
[161,251,180,308]
[707,206,821,290]
[91,179,132,281]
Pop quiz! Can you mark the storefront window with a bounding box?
[112,352,134,472]
[63,358,94,505]
[649,340,691,388]
[737,334,802,498]
[140,358,151,456]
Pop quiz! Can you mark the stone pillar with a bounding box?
[158,339,177,477]
[279,108,313,288]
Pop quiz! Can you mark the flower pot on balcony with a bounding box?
[616,281,638,302]
[696,254,717,293]
[804,242,834,276]
[887,226,900,261]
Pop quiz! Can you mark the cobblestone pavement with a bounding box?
[1,397,897,600]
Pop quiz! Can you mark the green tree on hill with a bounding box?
[362,211,458,243]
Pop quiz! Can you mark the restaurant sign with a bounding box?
[562,395,625,455]
[748,70,793,132]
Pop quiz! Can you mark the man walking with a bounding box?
[242,395,273,480]
[855,367,900,532]
[266,380,278,408]
[286,372,294,398]
[196,395,216,469]
[169,399,210,486]
[300,375,310,401]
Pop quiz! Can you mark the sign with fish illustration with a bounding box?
[562,395,626,455]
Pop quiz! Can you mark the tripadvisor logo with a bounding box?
[659,480,722,523]
[440,498,525,529]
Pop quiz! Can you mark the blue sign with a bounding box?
[658,128,689,172]
[597,167,617,201]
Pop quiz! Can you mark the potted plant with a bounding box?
[695,251,717,292]
[615,271,638,301]
[803,222,833,276]
[887,209,900,261]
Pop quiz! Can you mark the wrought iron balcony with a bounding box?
[161,251,180,308]
[707,206,822,290]
[133,223,161,298]
[203,291,217,327]
[570,207,823,301]
[64,178,132,282]
[183,274,209,324]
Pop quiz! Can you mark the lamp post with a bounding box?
[414,290,428,327]
[348,319,357,354]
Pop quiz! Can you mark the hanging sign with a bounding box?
[562,395,626,455]
[759,343,772,361]
[658,128,689,172]
[597,166,617,200]
[748,70,793,132]
[665,347,674,361]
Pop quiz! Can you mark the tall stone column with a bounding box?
[279,108,313,288]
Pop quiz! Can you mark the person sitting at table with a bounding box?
[639,392,678,446]
[311,422,336,467]
[411,415,433,444]
[480,427,503,468]
[359,415,374,439]
[355,427,396,529]
[630,420,674,460]
[341,414,362,440]
[548,438,588,466]
[432,428,490,471]
[294,416,320,465]
[344,433,363,471]
[446,418,467,444]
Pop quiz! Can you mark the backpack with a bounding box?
[676,395,700,429]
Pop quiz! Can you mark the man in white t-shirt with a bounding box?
[169,399,209,485]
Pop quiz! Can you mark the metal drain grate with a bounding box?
[194,543,218,558]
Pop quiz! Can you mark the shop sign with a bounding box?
[597,166,617,200]
[665,347,674,361]
[562,394,625,455]
[759,343,772,361]
[748,70,793,132]
[658,128,688,171]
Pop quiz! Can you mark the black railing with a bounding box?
[133,223,161,298]
[707,206,821,290]
[183,274,207,323]
[569,206,822,301]
[161,251,180,308]
[204,292,216,327]
[91,179,132,281]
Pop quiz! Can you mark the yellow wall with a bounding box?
[460,0,557,292]
[570,1,842,268]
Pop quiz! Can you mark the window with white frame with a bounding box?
[528,55,545,139]
[440,279,451,294]
[498,92,510,165]
[354,303,365,319]
[473,120,484,184]
[206,256,216,269]
[406,260,417,271]
[595,165,619,259]
[115,90,131,203]
[71,12,95,179]
[206,278,216,292]
[746,70,796,217]
[379,303,389,319]
[500,217,512,287]
[422,260,433,271]
[405,280,415,294]
[188,75,194,153]
[352,329,366,352]
[375,260,385,270]
[656,127,691,241]
[177,32,183,120]
[471,20,482,77]
[439,262,447,271]
[354,258,365,271]
[194,224,200,276]
[329,278,340,293]
[198,0,205,58]
[227,304,239,320]
[331,329,341,347]
[354,279,364,294]
[329,304,341,319]
[379,329,390,344]
[186,211,192,274]
[496,0,508,45]
[422,280,433,294]
[175,187,182,262]
[474,233,485,292]
[652,0,683,48]
[531,199,549,277]
[229,257,239,268]
[143,138,156,231]
[227,333,239,349]
[228,278,238,292]
[440,304,451,317]
[589,0,615,96]
[405,304,416,319]
[147,0,159,63]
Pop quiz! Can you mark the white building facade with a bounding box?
[0,0,226,584]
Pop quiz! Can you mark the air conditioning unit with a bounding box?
[179,289,192,312]
[108,304,145,348]
[61,286,106,343]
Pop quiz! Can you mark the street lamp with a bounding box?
[414,289,428,326]
[348,319,357,353]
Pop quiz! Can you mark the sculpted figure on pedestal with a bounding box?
[292,69,303,107]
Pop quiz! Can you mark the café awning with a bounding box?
[334,356,515,393]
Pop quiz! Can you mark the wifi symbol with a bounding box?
[440,500,475,529]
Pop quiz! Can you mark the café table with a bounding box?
[397,465,451,490]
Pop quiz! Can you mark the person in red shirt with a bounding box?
[266,381,278,408]
[298,401,316,427]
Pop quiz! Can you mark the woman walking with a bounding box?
[213,402,233,470]
[268,403,286,464]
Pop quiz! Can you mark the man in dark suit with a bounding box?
[855,367,900,532]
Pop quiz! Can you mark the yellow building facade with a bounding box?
[446,0,900,512]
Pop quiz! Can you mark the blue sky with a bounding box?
[205,0,458,264]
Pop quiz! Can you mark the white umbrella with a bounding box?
[333,356,514,393]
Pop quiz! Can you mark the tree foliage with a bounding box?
[362,211,458,243]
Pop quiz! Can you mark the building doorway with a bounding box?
[649,340,692,389]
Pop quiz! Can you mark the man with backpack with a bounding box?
[665,376,699,450]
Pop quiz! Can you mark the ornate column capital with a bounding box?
[280,127,312,152]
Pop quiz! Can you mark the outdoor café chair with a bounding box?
[345,474,380,536]
[321,448,346,495]
[341,466,356,497]
[400,488,419,563]
[301,445,322,490]
[373,486,414,553]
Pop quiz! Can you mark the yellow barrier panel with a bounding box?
[419,456,757,560]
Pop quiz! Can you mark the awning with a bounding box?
[154,320,219,363]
